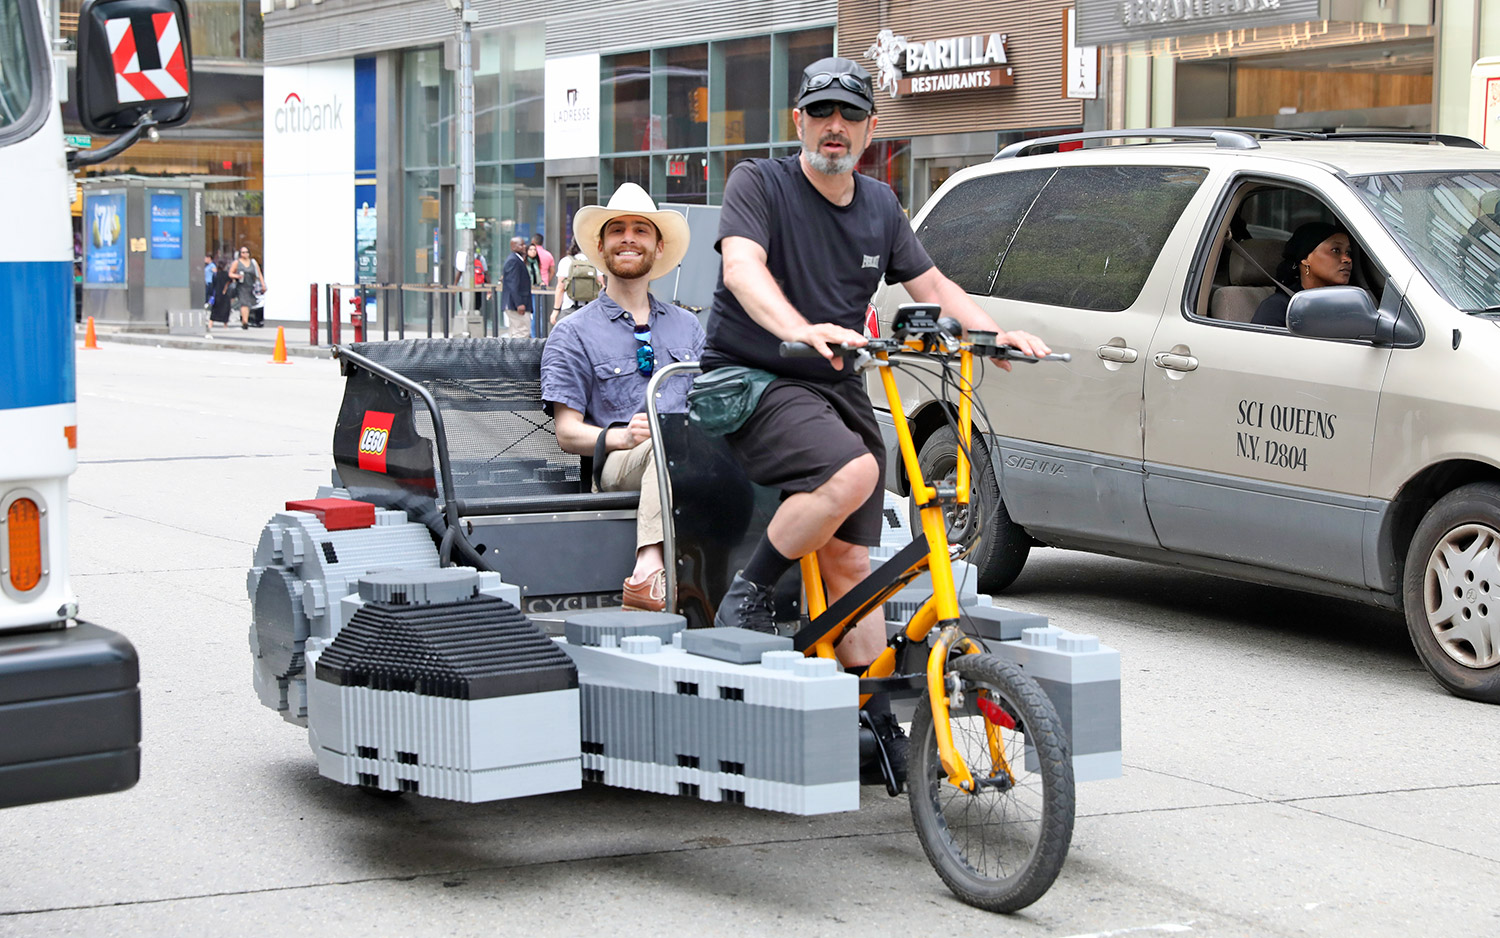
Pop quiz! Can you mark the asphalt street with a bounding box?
[1,343,1497,937]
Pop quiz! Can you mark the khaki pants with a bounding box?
[598,438,662,550]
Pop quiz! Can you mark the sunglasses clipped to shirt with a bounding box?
[634,324,655,376]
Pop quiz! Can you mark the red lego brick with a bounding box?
[285,498,377,531]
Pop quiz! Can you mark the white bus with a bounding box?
[0,0,192,808]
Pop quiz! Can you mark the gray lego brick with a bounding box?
[1033,677,1122,757]
[679,627,793,664]
[962,605,1048,642]
[578,684,656,762]
[653,695,857,786]
[560,638,857,711]
[357,568,480,605]
[316,748,581,802]
[564,611,685,647]
[991,627,1122,685]
[582,754,859,815]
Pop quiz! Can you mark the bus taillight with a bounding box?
[4,494,45,594]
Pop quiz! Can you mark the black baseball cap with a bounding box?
[795,57,876,112]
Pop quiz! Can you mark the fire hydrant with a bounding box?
[349,294,365,342]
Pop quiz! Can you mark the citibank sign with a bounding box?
[865,28,1014,99]
[273,91,344,134]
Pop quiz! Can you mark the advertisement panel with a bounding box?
[149,192,183,259]
[545,54,601,162]
[84,192,126,285]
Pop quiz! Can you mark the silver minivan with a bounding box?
[872,128,1500,703]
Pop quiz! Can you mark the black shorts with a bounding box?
[725,377,886,548]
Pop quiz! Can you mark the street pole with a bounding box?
[456,0,476,326]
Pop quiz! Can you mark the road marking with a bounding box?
[1059,925,1194,938]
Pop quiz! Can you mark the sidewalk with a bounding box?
[81,320,336,359]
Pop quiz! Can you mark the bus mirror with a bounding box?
[74,0,193,136]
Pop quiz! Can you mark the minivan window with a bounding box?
[0,0,37,130]
[1351,172,1500,314]
[991,166,1208,312]
[915,169,1054,295]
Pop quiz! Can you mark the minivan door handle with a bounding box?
[1153,352,1199,372]
[1096,345,1138,363]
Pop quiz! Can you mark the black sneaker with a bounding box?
[713,572,778,634]
[860,710,909,789]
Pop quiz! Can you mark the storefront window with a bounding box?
[659,44,708,150]
[190,0,244,58]
[856,139,911,210]
[600,156,650,198]
[661,152,710,204]
[475,35,502,165]
[777,29,834,139]
[714,36,770,146]
[403,168,441,293]
[603,51,651,154]
[404,48,450,170]
[499,24,545,162]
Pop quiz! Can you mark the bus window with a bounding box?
[0,0,41,137]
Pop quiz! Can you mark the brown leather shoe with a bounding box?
[622,569,667,612]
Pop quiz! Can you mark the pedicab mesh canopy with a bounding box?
[336,338,584,503]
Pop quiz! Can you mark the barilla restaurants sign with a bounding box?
[865,28,1014,99]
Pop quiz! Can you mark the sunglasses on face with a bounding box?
[802,100,871,123]
[634,326,655,376]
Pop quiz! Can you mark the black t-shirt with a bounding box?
[703,155,933,382]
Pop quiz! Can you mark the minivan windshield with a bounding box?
[1351,171,1500,314]
[0,0,37,129]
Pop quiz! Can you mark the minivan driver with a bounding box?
[1253,221,1354,327]
[702,56,1049,777]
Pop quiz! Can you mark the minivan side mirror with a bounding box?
[1286,286,1382,342]
[74,0,193,136]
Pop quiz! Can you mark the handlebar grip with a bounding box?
[779,341,861,359]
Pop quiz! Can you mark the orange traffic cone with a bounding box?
[269,326,291,364]
[83,316,99,350]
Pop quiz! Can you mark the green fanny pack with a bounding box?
[687,366,778,436]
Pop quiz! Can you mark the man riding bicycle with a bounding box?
[703,56,1049,778]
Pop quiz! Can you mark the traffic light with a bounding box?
[690,86,709,124]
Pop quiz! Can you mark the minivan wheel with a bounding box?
[914,426,1030,594]
[1402,482,1500,703]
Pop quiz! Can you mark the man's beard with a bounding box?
[804,132,860,175]
[604,244,657,280]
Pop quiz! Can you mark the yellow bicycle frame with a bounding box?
[796,340,989,792]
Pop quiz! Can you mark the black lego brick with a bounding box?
[314,594,577,699]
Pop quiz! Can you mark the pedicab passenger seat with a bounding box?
[330,338,637,610]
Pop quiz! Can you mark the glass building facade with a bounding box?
[597,28,834,205]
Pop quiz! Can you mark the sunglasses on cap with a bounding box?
[799,71,871,101]
[802,100,871,123]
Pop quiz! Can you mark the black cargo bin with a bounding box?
[0,622,141,809]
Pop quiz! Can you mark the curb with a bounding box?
[83,330,335,360]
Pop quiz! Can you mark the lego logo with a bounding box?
[357,410,395,473]
[359,427,389,455]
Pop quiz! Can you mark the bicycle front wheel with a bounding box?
[908,652,1075,912]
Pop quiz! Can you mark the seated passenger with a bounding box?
[540,184,705,612]
[1253,222,1354,327]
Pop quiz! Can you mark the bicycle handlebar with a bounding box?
[778,340,1070,363]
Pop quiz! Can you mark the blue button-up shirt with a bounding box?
[541,292,705,429]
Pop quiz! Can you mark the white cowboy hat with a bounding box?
[573,183,690,282]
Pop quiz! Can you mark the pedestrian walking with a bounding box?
[209,251,234,327]
[551,239,601,328]
[526,243,546,337]
[203,254,216,307]
[501,236,531,338]
[229,246,265,330]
